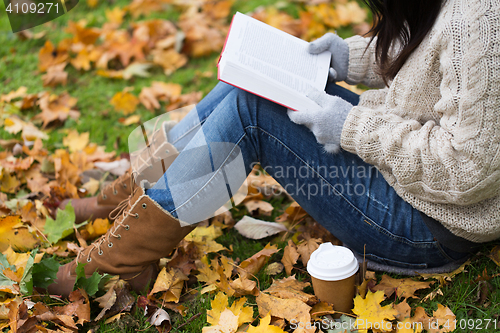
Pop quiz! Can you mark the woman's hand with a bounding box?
[288,89,353,153]
[309,33,349,82]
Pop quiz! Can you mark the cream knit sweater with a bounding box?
[340,0,500,243]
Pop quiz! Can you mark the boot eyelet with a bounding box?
[165,149,170,153]
[117,234,121,239]
[113,189,118,195]
[123,184,127,189]
[125,225,130,230]
[108,242,113,248]
[98,250,103,255]
[102,194,107,200]
[87,257,92,262]
[142,203,147,209]
[135,213,139,219]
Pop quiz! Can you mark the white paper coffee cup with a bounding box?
[307,243,359,315]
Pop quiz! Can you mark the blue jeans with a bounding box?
[147,82,468,269]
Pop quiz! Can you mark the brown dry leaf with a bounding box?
[126,0,168,18]
[80,218,112,240]
[297,238,321,266]
[372,275,434,299]
[282,240,300,276]
[256,292,312,328]
[139,82,182,111]
[0,171,20,194]
[71,48,92,71]
[264,275,317,305]
[1,86,27,102]
[335,2,368,26]
[244,200,274,216]
[53,149,81,185]
[352,291,398,333]
[488,245,500,266]
[83,143,116,162]
[238,243,279,278]
[202,0,234,20]
[167,91,202,111]
[230,275,259,297]
[42,63,68,87]
[0,216,40,252]
[94,286,117,321]
[252,7,303,37]
[63,130,90,152]
[38,40,69,72]
[152,49,188,75]
[196,256,220,291]
[110,91,140,115]
[428,304,456,333]
[81,177,100,196]
[66,21,101,45]
[166,240,199,276]
[310,301,335,321]
[119,115,141,126]
[179,12,227,57]
[149,267,188,303]
[419,259,471,286]
[393,299,411,321]
[36,92,80,127]
[132,19,177,50]
[264,262,284,275]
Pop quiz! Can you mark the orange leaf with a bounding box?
[110,91,139,115]
[238,243,279,278]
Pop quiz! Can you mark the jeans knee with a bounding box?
[229,88,258,126]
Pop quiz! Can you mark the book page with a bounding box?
[223,12,330,95]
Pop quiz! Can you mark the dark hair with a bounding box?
[362,0,444,82]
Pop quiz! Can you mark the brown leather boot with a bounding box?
[61,121,178,223]
[48,186,195,298]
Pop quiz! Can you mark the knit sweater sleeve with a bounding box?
[344,35,386,89]
[340,1,500,206]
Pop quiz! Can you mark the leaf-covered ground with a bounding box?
[1,0,500,332]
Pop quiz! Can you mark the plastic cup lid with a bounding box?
[307,243,359,281]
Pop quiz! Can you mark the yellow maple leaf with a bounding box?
[185,225,227,255]
[62,130,90,152]
[71,48,92,71]
[105,7,125,25]
[110,91,139,115]
[149,267,188,303]
[205,292,253,328]
[0,216,40,252]
[247,313,286,333]
[353,290,398,333]
[87,0,98,9]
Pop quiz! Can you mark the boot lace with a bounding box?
[100,169,131,200]
[79,188,140,263]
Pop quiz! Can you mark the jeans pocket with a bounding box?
[435,241,471,262]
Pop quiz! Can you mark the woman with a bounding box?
[49,0,500,296]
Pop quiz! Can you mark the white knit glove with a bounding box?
[309,33,349,82]
[288,90,353,153]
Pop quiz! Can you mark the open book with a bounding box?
[217,12,331,111]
